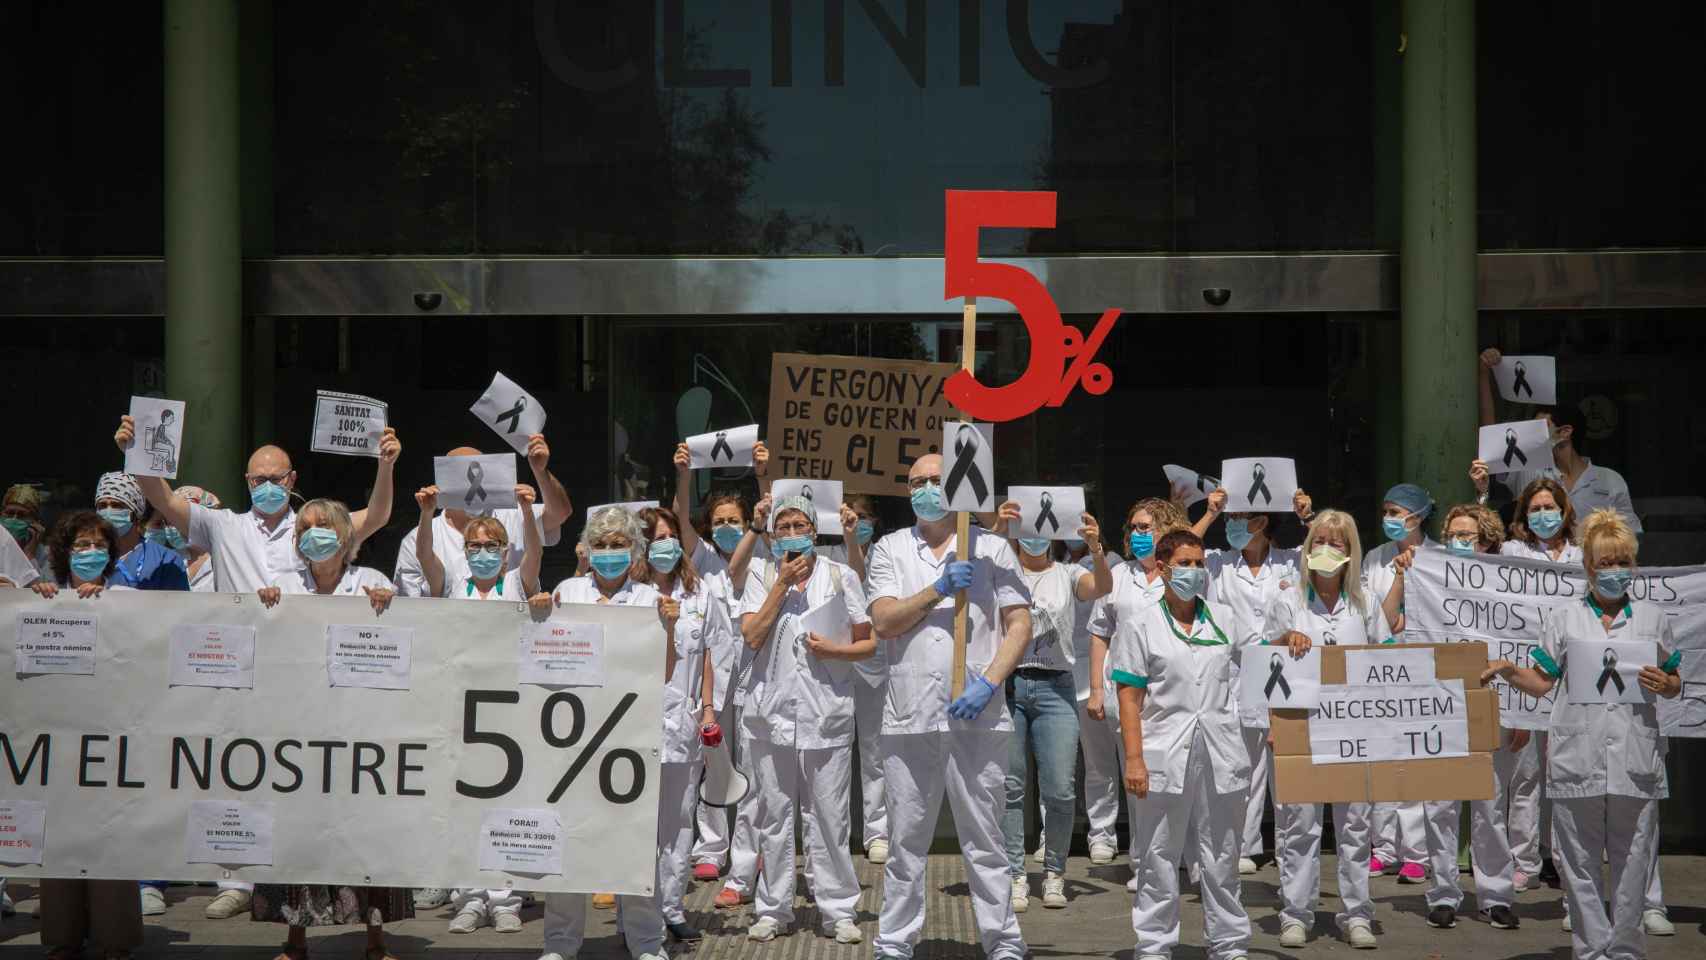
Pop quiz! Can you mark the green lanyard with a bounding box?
[1159,599,1229,646]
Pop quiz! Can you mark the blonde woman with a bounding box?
[1483,509,1680,960]
[1266,509,1390,949]
[257,499,394,613]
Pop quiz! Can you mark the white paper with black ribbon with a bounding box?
[1219,457,1297,513]
[433,454,519,512]
[1239,646,1321,711]
[1564,638,1654,705]
[686,424,758,469]
[471,372,547,456]
[942,422,996,513]
[1163,464,1220,507]
[768,479,843,532]
[1004,486,1087,542]
[1478,419,1554,475]
[1493,355,1557,406]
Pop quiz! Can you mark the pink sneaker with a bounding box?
[1513,871,1533,891]
[1398,862,1426,884]
[693,862,721,882]
[1369,856,1392,875]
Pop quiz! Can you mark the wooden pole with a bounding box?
[950,297,975,700]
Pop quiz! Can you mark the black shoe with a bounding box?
[668,921,703,943]
[1479,905,1519,930]
[1538,858,1560,884]
[1426,905,1458,929]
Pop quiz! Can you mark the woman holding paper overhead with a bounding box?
[1266,509,1390,950]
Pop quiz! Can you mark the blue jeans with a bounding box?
[1003,669,1081,876]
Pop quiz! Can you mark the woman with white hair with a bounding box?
[1266,509,1391,950]
[256,499,394,613]
[541,506,669,960]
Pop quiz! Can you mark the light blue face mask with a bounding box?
[855,519,875,545]
[465,546,504,579]
[648,537,683,573]
[250,480,290,516]
[96,508,134,537]
[1129,530,1154,559]
[711,523,744,554]
[298,527,342,563]
[1168,565,1207,601]
[145,526,186,551]
[1527,508,1564,539]
[1383,516,1411,542]
[1447,538,1478,557]
[590,548,632,580]
[1017,537,1052,557]
[771,535,816,559]
[910,483,947,522]
[70,548,110,582]
[1225,518,1253,551]
[1594,567,1634,600]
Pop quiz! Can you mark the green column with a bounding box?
[1400,0,1478,516]
[1370,0,1404,505]
[164,0,244,489]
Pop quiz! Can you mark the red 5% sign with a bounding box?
[943,189,1121,422]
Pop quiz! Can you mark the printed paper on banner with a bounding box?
[479,808,563,876]
[0,800,46,866]
[15,611,97,675]
[769,478,844,532]
[1344,647,1436,685]
[434,454,519,511]
[125,396,185,479]
[687,424,758,469]
[1493,355,1556,405]
[1219,457,1297,513]
[767,352,957,497]
[1564,638,1654,705]
[519,620,605,687]
[1239,647,1321,711]
[1307,680,1471,764]
[941,422,996,512]
[326,624,412,690]
[471,372,547,456]
[1004,486,1087,542]
[185,800,274,866]
[169,624,256,689]
[1478,419,1554,476]
[311,390,388,458]
[1163,465,1219,507]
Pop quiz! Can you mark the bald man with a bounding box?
[394,435,570,597]
[863,453,1033,960]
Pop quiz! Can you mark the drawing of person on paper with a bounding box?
[144,409,178,474]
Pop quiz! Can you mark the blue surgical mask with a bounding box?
[1383,516,1411,542]
[70,548,110,582]
[1225,519,1253,551]
[648,537,683,573]
[711,523,744,554]
[1017,537,1052,557]
[298,527,342,563]
[1129,530,1154,559]
[1447,538,1478,557]
[250,481,290,516]
[771,535,816,559]
[590,548,632,580]
[1169,565,1207,601]
[1594,567,1633,599]
[97,508,134,537]
[1527,508,1564,539]
[910,483,948,522]
[855,519,875,545]
[466,547,504,580]
[145,526,186,551]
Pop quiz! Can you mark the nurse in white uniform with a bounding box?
[1110,529,1253,960]
[865,454,1034,960]
[844,495,891,865]
[256,498,396,611]
[542,507,668,960]
[735,495,872,944]
[1267,509,1390,950]
[1070,532,1126,867]
[1482,508,1681,960]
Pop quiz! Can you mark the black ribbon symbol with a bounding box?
[800,484,814,505]
[495,396,527,433]
[1265,652,1292,700]
[465,462,488,507]
[1034,491,1059,533]
[1503,428,1528,468]
[1247,463,1272,506]
[945,423,988,506]
[1596,648,1625,696]
[1512,361,1533,398]
[710,431,733,462]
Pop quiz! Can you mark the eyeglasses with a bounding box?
[71,538,106,552]
[907,476,942,490]
[465,541,503,552]
[246,473,291,486]
[774,522,814,536]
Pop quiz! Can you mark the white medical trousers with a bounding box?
[1238,726,1271,858]
[453,887,522,921]
[1277,801,1375,930]
[542,891,663,959]
[1553,794,1659,960]
[1077,701,1124,851]
[657,760,700,924]
[1370,802,1426,867]
[877,731,1027,960]
[1422,798,1515,911]
[748,739,860,930]
[855,679,890,847]
[1493,732,1544,876]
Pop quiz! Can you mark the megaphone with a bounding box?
[698,736,751,808]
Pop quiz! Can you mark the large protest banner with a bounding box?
[1404,547,1706,737]
[767,352,958,497]
[0,591,662,894]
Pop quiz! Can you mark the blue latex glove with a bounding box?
[947,674,998,720]
[933,560,976,597]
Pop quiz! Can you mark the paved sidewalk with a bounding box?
[2,855,1702,958]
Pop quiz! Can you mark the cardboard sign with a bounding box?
[1479,419,1554,475]
[125,396,185,479]
[311,390,388,458]
[767,352,957,497]
[433,454,519,512]
[686,424,758,469]
[1493,355,1556,405]
[1220,457,1297,513]
[769,479,844,532]
[1163,464,1220,507]
[1005,486,1087,542]
[471,372,546,456]
[942,422,996,512]
[1307,680,1471,765]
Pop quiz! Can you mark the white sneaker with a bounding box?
[1280,920,1308,947]
[536,954,570,960]
[831,918,863,943]
[140,886,167,916]
[1237,857,1257,876]
[203,888,251,919]
[1187,862,1201,886]
[866,838,890,865]
[1032,835,1047,862]
[494,910,523,933]
[1344,918,1377,949]
[1089,840,1117,865]
[0,889,13,917]
[1010,876,1029,913]
[1126,875,1138,893]
[413,887,451,908]
[1642,908,1675,936]
[637,954,667,960]
[448,905,484,934]
[748,917,781,941]
[1042,872,1067,908]
[1562,908,1573,932]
